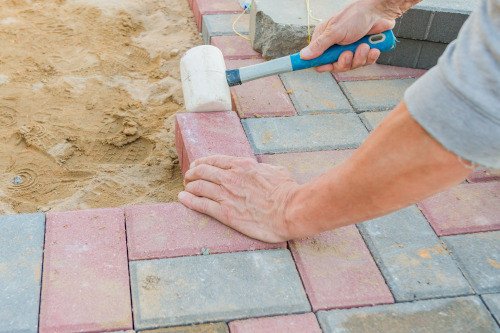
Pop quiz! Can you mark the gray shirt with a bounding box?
[404,0,500,169]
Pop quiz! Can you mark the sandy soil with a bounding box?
[0,0,200,214]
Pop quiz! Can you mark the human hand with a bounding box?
[178,155,301,243]
[300,0,395,72]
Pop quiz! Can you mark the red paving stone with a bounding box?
[193,0,242,31]
[39,208,132,333]
[226,59,296,118]
[467,168,500,183]
[290,226,394,311]
[211,35,262,60]
[175,111,255,175]
[229,313,322,333]
[258,150,354,184]
[125,202,285,260]
[419,182,500,236]
[333,63,426,81]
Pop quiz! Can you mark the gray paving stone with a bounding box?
[242,113,368,154]
[202,14,250,44]
[130,249,310,329]
[317,296,498,333]
[280,69,352,114]
[442,232,500,294]
[377,39,446,69]
[417,41,448,69]
[357,206,473,301]
[394,9,432,41]
[482,293,500,325]
[359,111,390,131]
[339,78,415,112]
[141,322,228,333]
[0,213,45,333]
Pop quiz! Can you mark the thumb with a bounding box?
[300,28,342,60]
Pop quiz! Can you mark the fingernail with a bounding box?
[300,48,313,59]
[178,191,187,200]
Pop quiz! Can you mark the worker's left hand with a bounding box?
[178,155,300,243]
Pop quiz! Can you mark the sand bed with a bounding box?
[0,0,200,213]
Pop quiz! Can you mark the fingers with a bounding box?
[178,191,224,222]
[190,155,239,170]
[184,164,226,184]
[367,18,396,35]
[366,48,380,65]
[185,180,224,202]
[351,43,370,68]
[300,25,343,60]
[331,51,353,72]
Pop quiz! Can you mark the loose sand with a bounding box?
[0,0,201,213]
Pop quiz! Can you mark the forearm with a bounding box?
[369,0,422,19]
[285,102,472,238]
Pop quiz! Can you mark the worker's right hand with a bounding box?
[300,0,395,73]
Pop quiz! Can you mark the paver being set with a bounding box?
[1,0,499,332]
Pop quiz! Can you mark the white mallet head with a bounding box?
[180,45,232,112]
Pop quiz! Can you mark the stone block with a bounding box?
[141,322,228,333]
[229,313,322,333]
[130,250,310,329]
[442,231,500,294]
[242,113,368,154]
[358,206,473,301]
[418,182,500,236]
[258,149,354,184]
[193,0,242,31]
[339,79,415,112]
[333,64,426,82]
[317,296,497,333]
[125,202,285,260]
[280,69,352,114]
[211,35,261,59]
[394,8,432,41]
[39,208,132,333]
[175,111,255,175]
[482,293,500,325]
[377,39,447,70]
[290,226,393,310]
[202,14,250,44]
[417,41,448,69]
[359,111,390,131]
[226,59,296,118]
[0,213,45,333]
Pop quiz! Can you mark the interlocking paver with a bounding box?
[482,293,500,324]
[358,206,472,301]
[227,59,296,118]
[359,111,390,131]
[259,149,354,184]
[39,208,132,333]
[125,202,285,260]
[229,313,322,333]
[211,35,261,60]
[290,226,393,311]
[193,0,242,31]
[175,111,255,175]
[280,69,352,114]
[442,231,500,294]
[202,14,250,44]
[0,213,45,333]
[130,250,310,329]
[333,64,426,82]
[317,296,498,333]
[242,114,368,154]
[141,322,228,333]
[418,182,500,236]
[467,168,500,183]
[339,78,415,112]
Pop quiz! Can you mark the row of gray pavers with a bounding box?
[249,0,480,68]
[1,209,499,331]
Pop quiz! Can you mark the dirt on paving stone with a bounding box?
[0,0,201,214]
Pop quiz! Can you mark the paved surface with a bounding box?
[1,0,499,332]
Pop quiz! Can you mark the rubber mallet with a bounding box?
[181,30,396,112]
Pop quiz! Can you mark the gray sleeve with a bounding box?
[404,0,500,169]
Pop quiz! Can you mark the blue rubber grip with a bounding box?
[290,30,396,71]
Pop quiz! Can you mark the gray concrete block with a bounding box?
[417,41,448,69]
[482,293,500,325]
[202,14,250,44]
[0,213,45,333]
[377,38,421,68]
[359,111,390,131]
[280,69,352,114]
[130,249,310,329]
[357,206,473,301]
[339,78,415,112]
[394,8,432,41]
[427,11,469,43]
[442,231,500,294]
[242,113,368,154]
[317,296,498,333]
